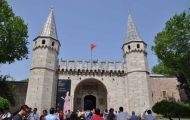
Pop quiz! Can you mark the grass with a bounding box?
[157,118,190,120]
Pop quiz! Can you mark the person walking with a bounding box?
[107,108,115,120]
[12,105,30,120]
[117,107,131,120]
[40,110,47,120]
[30,108,39,120]
[59,111,64,120]
[90,108,104,120]
[130,111,139,120]
[142,110,156,120]
[45,108,59,120]
[1,108,11,120]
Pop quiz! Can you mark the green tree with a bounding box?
[0,0,29,64]
[20,78,29,82]
[151,62,175,76]
[0,97,11,110]
[0,75,17,106]
[152,100,190,120]
[151,9,190,85]
[152,63,190,102]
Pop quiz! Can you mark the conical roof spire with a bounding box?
[125,12,142,43]
[38,6,58,40]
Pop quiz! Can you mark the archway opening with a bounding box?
[74,78,107,111]
[84,95,96,110]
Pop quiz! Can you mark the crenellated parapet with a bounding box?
[33,44,59,53]
[57,59,125,77]
[122,41,147,56]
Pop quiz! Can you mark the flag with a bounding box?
[91,44,96,50]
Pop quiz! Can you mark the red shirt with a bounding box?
[59,113,64,119]
[90,114,104,120]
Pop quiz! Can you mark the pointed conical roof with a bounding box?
[38,6,58,40]
[125,12,142,43]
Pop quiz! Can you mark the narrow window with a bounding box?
[35,41,37,45]
[137,44,140,48]
[128,45,131,50]
[42,40,45,44]
[163,91,167,97]
[52,42,54,46]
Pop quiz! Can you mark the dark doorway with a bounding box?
[84,95,96,110]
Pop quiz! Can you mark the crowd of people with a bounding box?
[0,105,156,120]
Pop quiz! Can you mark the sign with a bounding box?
[56,79,71,112]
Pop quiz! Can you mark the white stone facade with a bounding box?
[26,8,153,115]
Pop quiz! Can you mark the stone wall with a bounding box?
[150,76,180,104]
[10,76,188,113]
[9,82,28,113]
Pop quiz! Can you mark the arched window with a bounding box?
[42,40,45,44]
[137,44,140,48]
[128,45,131,50]
[52,42,54,46]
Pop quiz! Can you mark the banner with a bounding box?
[56,79,71,112]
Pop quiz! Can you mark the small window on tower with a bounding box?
[128,45,131,50]
[137,44,140,48]
[35,41,37,45]
[42,40,45,44]
[52,42,54,46]
[162,91,167,98]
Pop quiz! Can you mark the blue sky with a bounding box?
[1,0,189,81]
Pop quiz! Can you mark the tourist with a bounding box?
[45,108,59,120]
[113,109,117,120]
[84,110,89,119]
[70,111,80,120]
[80,110,85,120]
[80,110,86,120]
[107,108,115,120]
[55,110,59,118]
[85,110,92,120]
[142,110,156,120]
[103,109,108,120]
[130,111,139,120]
[30,108,39,120]
[100,110,103,117]
[40,110,47,120]
[117,107,131,120]
[64,111,68,120]
[66,110,71,120]
[29,108,33,114]
[0,109,3,120]
[12,105,30,120]
[90,108,104,120]
[1,108,11,120]
[59,111,64,120]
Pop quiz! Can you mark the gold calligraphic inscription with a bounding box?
[87,91,93,94]
[99,98,103,105]
[77,98,81,105]
[83,85,98,90]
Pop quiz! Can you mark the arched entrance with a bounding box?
[74,78,107,111]
[84,95,96,110]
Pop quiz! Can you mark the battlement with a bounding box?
[58,59,125,77]
[59,59,124,69]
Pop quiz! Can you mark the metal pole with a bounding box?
[91,49,92,68]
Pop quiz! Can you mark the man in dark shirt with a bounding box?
[107,108,115,120]
[12,105,29,120]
